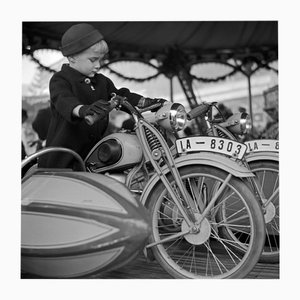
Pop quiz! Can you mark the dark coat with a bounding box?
[39,64,142,169]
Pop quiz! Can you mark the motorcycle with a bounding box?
[182,101,279,263]
[23,95,267,278]
[81,94,266,278]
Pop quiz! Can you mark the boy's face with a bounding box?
[70,41,108,77]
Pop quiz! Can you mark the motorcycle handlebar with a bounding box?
[84,94,163,125]
[187,103,210,120]
[138,103,162,113]
[84,93,126,126]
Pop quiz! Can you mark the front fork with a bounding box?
[136,118,233,248]
[243,164,279,223]
[241,159,266,210]
[136,119,197,227]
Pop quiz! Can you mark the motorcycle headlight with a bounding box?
[225,112,252,135]
[240,113,252,134]
[155,103,187,132]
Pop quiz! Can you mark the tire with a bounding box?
[146,165,265,278]
[248,160,279,263]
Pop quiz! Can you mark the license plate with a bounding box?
[176,136,247,160]
[245,139,279,154]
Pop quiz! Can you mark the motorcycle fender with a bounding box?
[246,151,279,163]
[140,152,254,206]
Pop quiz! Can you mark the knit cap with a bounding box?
[61,23,104,56]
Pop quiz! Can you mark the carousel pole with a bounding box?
[170,76,174,102]
[242,61,255,135]
[247,73,253,134]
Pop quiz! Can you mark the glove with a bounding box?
[79,99,113,119]
[137,97,168,111]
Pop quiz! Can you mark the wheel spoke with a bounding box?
[211,189,235,211]
[146,228,190,248]
[210,227,245,260]
[203,240,229,274]
[186,177,203,212]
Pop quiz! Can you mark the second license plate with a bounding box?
[245,139,279,153]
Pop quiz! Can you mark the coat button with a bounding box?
[89,134,95,140]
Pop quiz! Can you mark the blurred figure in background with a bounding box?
[261,106,279,139]
[22,109,28,160]
[22,109,39,157]
[22,108,39,176]
[32,105,52,147]
[238,106,247,114]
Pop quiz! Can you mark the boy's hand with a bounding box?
[79,100,112,119]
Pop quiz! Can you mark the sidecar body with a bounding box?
[21,170,150,278]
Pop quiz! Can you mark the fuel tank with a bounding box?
[85,132,143,173]
[21,171,150,278]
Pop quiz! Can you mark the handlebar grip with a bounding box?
[187,103,210,120]
[85,114,100,126]
[138,103,162,113]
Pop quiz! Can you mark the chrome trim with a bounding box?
[21,147,85,171]
[169,103,187,131]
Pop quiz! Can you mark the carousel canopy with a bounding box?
[22,21,278,108]
[23,21,277,68]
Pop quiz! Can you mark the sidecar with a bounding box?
[21,156,151,278]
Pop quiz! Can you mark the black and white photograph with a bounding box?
[21,20,279,279]
[1,0,299,299]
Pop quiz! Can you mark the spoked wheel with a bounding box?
[146,166,265,279]
[248,160,279,263]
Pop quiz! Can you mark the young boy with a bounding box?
[39,23,165,169]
